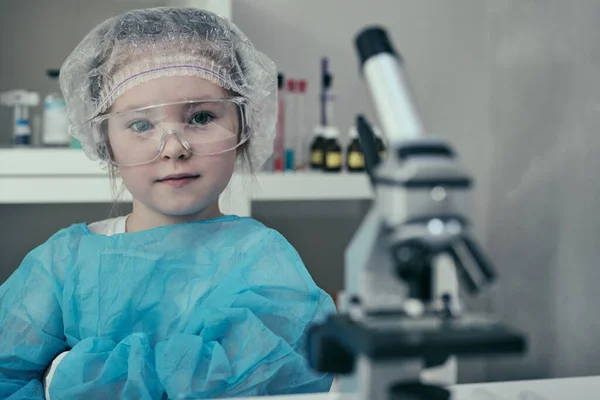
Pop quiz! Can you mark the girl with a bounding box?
[0,7,335,399]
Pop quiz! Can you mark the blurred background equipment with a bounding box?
[0,89,39,146]
[41,69,69,147]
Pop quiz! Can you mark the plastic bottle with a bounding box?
[322,126,342,173]
[346,126,365,172]
[0,90,39,140]
[309,126,326,170]
[42,69,70,147]
[14,119,32,146]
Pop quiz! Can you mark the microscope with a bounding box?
[307,27,527,400]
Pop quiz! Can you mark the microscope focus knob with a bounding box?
[392,242,429,281]
[392,241,433,300]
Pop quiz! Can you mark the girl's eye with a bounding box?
[189,111,216,125]
[128,119,154,133]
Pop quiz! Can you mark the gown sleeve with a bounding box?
[0,239,70,400]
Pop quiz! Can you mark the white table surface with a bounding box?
[225,376,600,400]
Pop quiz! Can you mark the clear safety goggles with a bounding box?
[88,97,249,167]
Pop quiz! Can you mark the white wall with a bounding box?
[166,0,231,19]
[483,0,600,380]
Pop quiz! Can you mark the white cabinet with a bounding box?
[0,149,372,215]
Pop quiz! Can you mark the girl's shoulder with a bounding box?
[216,216,292,249]
[28,223,90,261]
[46,222,91,244]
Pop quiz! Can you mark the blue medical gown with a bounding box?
[0,216,335,399]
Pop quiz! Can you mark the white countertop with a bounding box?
[227,376,600,400]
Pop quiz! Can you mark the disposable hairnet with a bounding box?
[60,7,277,170]
[0,216,335,398]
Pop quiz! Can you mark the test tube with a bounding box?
[297,79,307,169]
[273,73,286,172]
[285,79,297,171]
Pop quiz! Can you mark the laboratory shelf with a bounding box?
[0,149,372,214]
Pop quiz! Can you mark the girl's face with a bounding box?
[108,76,238,217]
